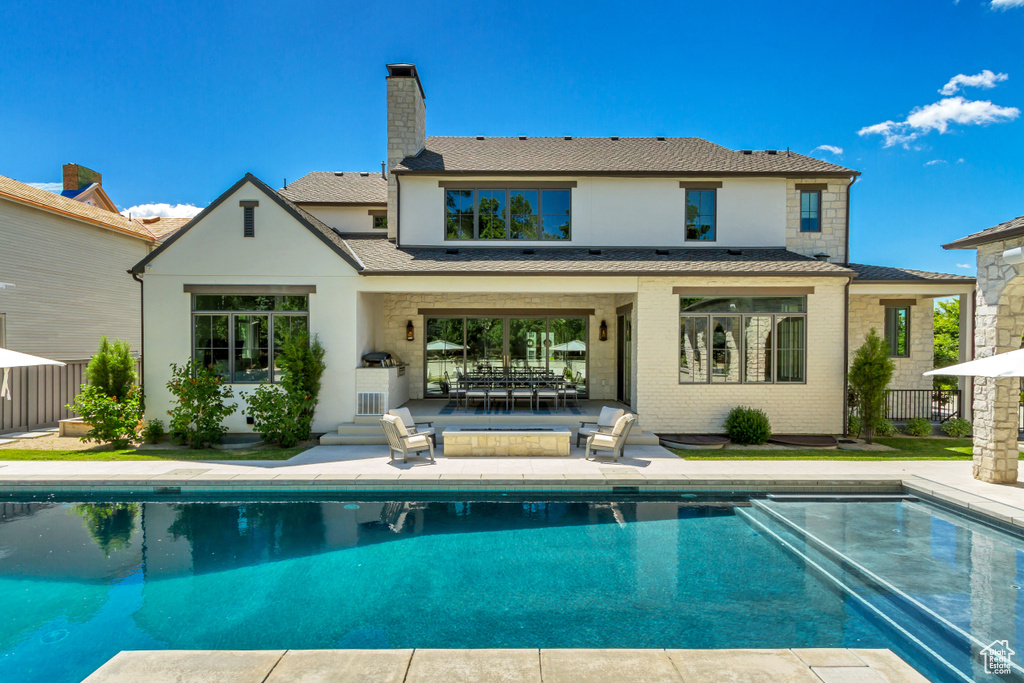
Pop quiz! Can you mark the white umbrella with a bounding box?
[549,340,586,353]
[426,340,465,352]
[0,348,65,400]
[924,349,1024,377]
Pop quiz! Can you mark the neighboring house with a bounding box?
[60,163,118,212]
[132,64,974,437]
[0,169,180,433]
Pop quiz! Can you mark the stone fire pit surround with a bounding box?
[442,426,571,457]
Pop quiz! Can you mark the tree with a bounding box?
[848,329,894,444]
[277,332,326,441]
[933,299,960,390]
[85,336,136,402]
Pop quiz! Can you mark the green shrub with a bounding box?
[141,418,165,444]
[85,337,137,402]
[904,417,932,436]
[847,329,894,444]
[242,385,299,447]
[724,406,772,445]
[68,385,142,448]
[874,419,895,437]
[277,332,326,441]
[846,414,862,438]
[166,360,237,449]
[942,418,972,438]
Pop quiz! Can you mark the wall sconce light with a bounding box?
[406,320,415,341]
[599,320,608,342]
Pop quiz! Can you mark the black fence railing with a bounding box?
[850,389,963,423]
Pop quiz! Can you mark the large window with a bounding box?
[800,190,821,232]
[192,295,308,383]
[884,306,910,358]
[445,188,571,240]
[679,296,806,384]
[685,189,716,241]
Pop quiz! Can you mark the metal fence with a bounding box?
[850,389,963,423]
[0,359,141,435]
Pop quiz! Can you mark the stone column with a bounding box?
[971,240,1024,484]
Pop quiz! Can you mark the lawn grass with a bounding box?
[0,446,306,461]
[670,437,977,460]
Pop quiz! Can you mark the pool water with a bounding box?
[0,495,1016,682]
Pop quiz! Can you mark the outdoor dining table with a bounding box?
[450,373,569,410]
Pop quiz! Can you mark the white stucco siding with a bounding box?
[398,176,787,248]
[141,181,361,433]
[0,198,150,360]
[299,205,385,233]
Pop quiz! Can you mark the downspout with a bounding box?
[395,174,402,248]
[844,175,858,266]
[130,270,144,399]
[843,276,851,437]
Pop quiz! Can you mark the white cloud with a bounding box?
[120,203,203,219]
[939,70,1008,95]
[991,0,1024,9]
[812,144,843,156]
[859,96,1019,148]
[957,157,965,163]
[27,182,62,193]
[924,159,948,166]
[957,263,973,269]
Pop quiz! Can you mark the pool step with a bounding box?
[766,493,919,503]
[321,423,661,447]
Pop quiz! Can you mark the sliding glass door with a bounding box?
[424,315,588,396]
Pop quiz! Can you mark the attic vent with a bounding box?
[446,248,459,255]
[518,135,527,140]
[359,172,369,176]
[476,135,485,140]
[239,200,258,238]
[589,249,602,256]
[814,253,831,262]
[609,136,619,141]
[741,150,753,155]
[656,136,666,141]
[726,249,742,256]
[522,249,535,255]
[564,136,572,140]
[655,249,670,255]
[765,149,778,155]
[334,171,344,176]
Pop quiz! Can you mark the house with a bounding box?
[131,63,975,438]
[0,168,178,433]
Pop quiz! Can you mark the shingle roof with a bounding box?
[137,216,193,240]
[848,263,975,284]
[0,173,156,241]
[943,214,1024,250]
[278,171,387,204]
[339,236,854,276]
[393,137,859,176]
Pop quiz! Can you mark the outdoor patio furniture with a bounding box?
[380,414,435,463]
[577,406,625,447]
[387,407,436,446]
[535,379,560,410]
[510,384,535,410]
[465,382,488,409]
[585,413,637,461]
[486,383,509,411]
[558,376,580,408]
[445,371,466,408]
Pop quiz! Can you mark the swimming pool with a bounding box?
[0,494,1018,682]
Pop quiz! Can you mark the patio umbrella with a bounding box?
[924,349,1024,377]
[549,340,586,353]
[0,348,65,400]
[426,340,465,352]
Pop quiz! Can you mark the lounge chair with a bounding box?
[576,406,625,447]
[387,407,436,446]
[380,414,435,463]
[585,413,637,461]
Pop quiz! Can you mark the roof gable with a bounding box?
[131,173,364,273]
[943,213,1024,250]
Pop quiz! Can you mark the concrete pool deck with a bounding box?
[84,647,929,682]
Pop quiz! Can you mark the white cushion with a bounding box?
[391,416,410,437]
[590,434,616,448]
[610,414,632,436]
[406,434,430,448]
[578,426,599,438]
[598,407,625,428]
[389,407,415,428]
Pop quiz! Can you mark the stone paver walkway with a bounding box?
[84,648,928,682]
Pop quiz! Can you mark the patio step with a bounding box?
[321,423,661,447]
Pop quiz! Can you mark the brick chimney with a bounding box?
[62,163,102,192]
[386,63,426,240]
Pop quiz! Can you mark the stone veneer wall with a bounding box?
[970,238,1024,484]
[386,75,426,240]
[785,178,852,263]
[634,276,847,434]
[847,294,934,390]
[378,292,619,400]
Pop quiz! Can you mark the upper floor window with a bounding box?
[800,190,821,232]
[884,306,910,358]
[373,215,387,230]
[685,189,716,241]
[445,187,571,241]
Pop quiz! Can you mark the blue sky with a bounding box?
[1,0,1022,273]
